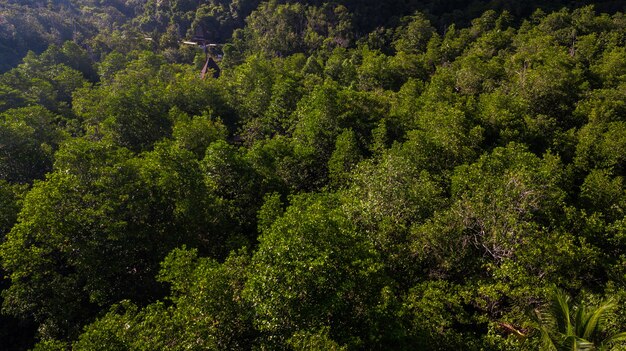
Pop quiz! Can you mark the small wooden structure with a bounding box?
[183,34,222,79]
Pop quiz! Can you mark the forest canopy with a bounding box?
[1,0,626,350]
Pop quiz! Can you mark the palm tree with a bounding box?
[535,288,626,351]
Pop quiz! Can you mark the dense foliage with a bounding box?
[1,0,626,350]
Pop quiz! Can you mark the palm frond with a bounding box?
[581,299,615,340]
[540,326,559,351]
[601,331,626,348]
[551,288,573,336]
[574,303,586,337]
[557,335,596,351]
[536,288,626,351]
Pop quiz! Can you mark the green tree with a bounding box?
[506,28,582,120]
[288,327,348,351]
[72,248,255,350]
[244,193,395,348]
[409,144,596,344]
[0,139,225,340]
[575,121,626,174]
[328,129,362,188]
[38,42,98,82]
[535,288,626,350]
[393,12,435,54]
[72,52,172,151]
[225,55,276,124]
[0,180,26,239]
[244,1,308,56]
[172,109,228,158]
[344,149,444,286]
[0,106,66,183]
[201,140,264,247]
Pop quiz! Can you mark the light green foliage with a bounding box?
[172,109,228,158]
[293,82,387,156]
[275,82,390,191]
[73,52,231,152]
[164,69,232,125]
[393,12,435,54]
[323,47,357,85]
[574,86,626,124]
[392,98,482,179]
[257,192,284,235]
[157,248,254,350]
[0,83,29,113]
[201,140,271,249]
[263,75,305,135]
[72,52,172,151]
[506,34,582,119]
[355,47,406,91]
[442,144,566,268]
[346,149,444,239]
[288,327,348,351]
[478,90,527,145]
[0,49,89,116]
[244,193,392,348]
[344,149,444,287]
[31,339,69,351]
[38,42,98,82]
[1,140,140,338]
[97,51,128,82]
[226,55,276,122]
[242,1,353,56]
[580,169,624,218]
[328,129,362,188]
[592,47,626,86]
[291,82,343,156]
[244,135,316,193]
[575,121,626,173]
[244,1,308,56]
[229,55,307,141]
[454,53,505,96]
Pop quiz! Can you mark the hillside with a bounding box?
[1,1,626,350]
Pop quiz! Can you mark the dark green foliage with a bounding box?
[201,140,265,246]
[72,248,254,350]
[0,106,67,183]
[3,2,626,351]
[0,139,235,339]
[0,181,23,239]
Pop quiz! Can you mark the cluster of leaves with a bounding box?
[2,1,626,350]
